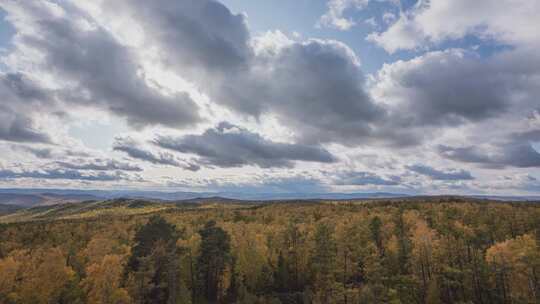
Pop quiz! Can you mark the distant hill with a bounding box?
[0,189,538,211]
[0,193,44,207]
[0,188,409,206]
[0,203,24,215]
[0,192,100,208]
[470,195,540,201]
[0,197,258,223]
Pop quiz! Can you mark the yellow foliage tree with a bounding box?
[0,256,21,302]
[13,247,75,304]
[81,254,131,304]
[486,234,539,302]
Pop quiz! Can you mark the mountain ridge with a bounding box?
[0,188,539,209]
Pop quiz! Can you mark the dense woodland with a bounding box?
[0,198,539,304]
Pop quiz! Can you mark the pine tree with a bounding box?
[124,215,181,304]
[196,220,231,303]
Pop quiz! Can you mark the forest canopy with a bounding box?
[0,198,538,303]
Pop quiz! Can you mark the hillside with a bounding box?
[0,197,259,223]
[0,192,101,208]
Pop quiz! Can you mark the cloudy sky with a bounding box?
[0,0,539,195]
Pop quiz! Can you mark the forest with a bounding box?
[0,198,538,304]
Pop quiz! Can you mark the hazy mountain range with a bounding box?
[0,189,539,210]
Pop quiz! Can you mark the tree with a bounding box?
[16,248,76,304]
[393,210,412,275]
[82,254,131,304]
[282,220,307,291]
[0,256,20,303]
[274,251,290,292]
[196,220,231,303]
[310,223,337,303]
[125,215,182,304]
[369,216,384,257]
[486,234,539,303]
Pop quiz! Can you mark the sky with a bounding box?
[0,0,539,195]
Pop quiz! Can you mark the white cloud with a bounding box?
[364,17,377,28]
[368,0,540,53]
[317,0,369,30]
[382,12,396,24]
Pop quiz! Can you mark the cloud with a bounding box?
[171,174,328,194]
[439,141,540,169]
[373,49,515,125]
[407,164,474,181]
[0,106,51,143]
[12,145,92,159]
[0,168,130,182]
[112,0,534,149]
[333,171,401,186]
[370,47,540,147]
[317,0,369,30]
[246,38,386,145]
[0,73,54,143]
[55,159,142,172]
[367,0,540,53]
[382,12,396,24]
[113,137,199,171]
[103,0,387,146]
[16,146,54,159]
[0,0,201,129]
[0,0,538,195]
[364,17,377,28]
[109,0,252,77]
[438,126,540,169]
[154,122,337,168]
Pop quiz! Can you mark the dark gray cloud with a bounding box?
[1,73,51,104]
[374,49,540,129]
[0,168,129,182]
[1,1,201,129]
[12,145,92,159]
[439,128,540,168]
[333,171,401,186]
[0,106,51,143]
[56,159,142,172]
[154,122,337,168]
[439,143,540,169]
[242,40,385,145]
[112,0,252,77]
[407,164,474,181]
[0,73,54,143]
[17,146,54,159]
[113,137,200,171]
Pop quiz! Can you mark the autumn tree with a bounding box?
[82,254,131,304]
[486,234,539,303]
[8,248,75,304]
[310,223,337,303]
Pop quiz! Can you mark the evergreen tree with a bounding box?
[196,220,231,303]
[124,215,181,304]
[274,252,290,293]
[369,216,384,257]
